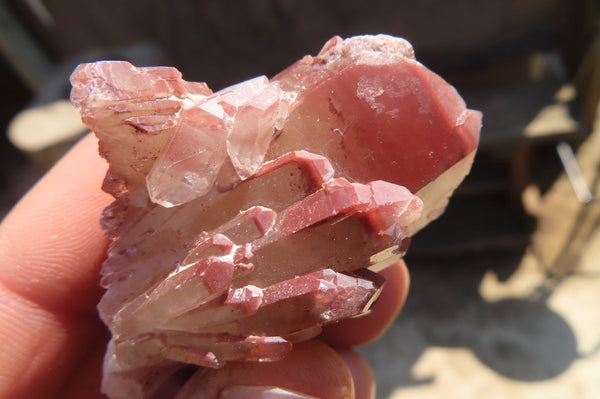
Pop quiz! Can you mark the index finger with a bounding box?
[0,133,112,398]
[0,133,112,314]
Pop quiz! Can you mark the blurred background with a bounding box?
[1,0,600,397]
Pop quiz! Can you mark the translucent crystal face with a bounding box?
[70,34,480,399]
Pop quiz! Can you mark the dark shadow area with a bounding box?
[406,254,579,383]
[9,0,573,89]
[409,193,533,256]
[363,253,580,398]
[460,79,573,148]
[0,57,39,220]
[467,298,577,380]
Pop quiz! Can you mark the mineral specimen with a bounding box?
[71,35,481,399]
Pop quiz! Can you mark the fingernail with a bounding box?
[219,385,320,399]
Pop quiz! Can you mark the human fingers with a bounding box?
[0,133,112,313]
[0,134,112,398]
[176,340,354,399]
[320,260,410,347]
[336,348,375,399]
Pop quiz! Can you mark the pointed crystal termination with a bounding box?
[70,34,481,399]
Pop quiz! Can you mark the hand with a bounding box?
[0,134,409,399]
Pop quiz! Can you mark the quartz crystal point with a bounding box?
[70,35,481,399]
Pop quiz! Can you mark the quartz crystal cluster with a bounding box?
[71,35,481,399]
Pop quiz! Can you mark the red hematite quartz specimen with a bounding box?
[70,35,481,399]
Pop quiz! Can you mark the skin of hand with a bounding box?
[0,134,409,399]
